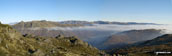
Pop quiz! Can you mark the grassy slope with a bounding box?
[0,23,104,56]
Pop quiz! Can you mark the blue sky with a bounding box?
[0,0,172,24]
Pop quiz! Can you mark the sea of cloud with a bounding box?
[35,24,172,34]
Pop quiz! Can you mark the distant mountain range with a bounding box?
[12,20,83,29]
[93,21,159,25]
[11,20,160,27]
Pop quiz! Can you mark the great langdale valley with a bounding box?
[1,0,172,56]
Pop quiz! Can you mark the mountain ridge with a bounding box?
[12,20,83,29]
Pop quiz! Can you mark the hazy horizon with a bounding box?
[3,20,162,24]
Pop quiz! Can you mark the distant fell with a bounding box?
[12,20,83,28]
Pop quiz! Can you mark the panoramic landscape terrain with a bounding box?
[1,0,172,56]
[0,20,171,56]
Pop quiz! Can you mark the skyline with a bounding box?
[0,0,172,24]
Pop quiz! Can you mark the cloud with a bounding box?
[28,24,172,34]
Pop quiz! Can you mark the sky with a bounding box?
[0,0,172,24]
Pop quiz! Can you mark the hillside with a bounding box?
[102,29,162,49]
[110,34,172,56]
[0,23,105,56]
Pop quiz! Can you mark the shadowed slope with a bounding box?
[102,29,162,49]
[111,34,172,56]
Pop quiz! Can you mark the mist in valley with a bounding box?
[19,24,172,49]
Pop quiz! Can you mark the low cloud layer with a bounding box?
[29,24,172,34]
